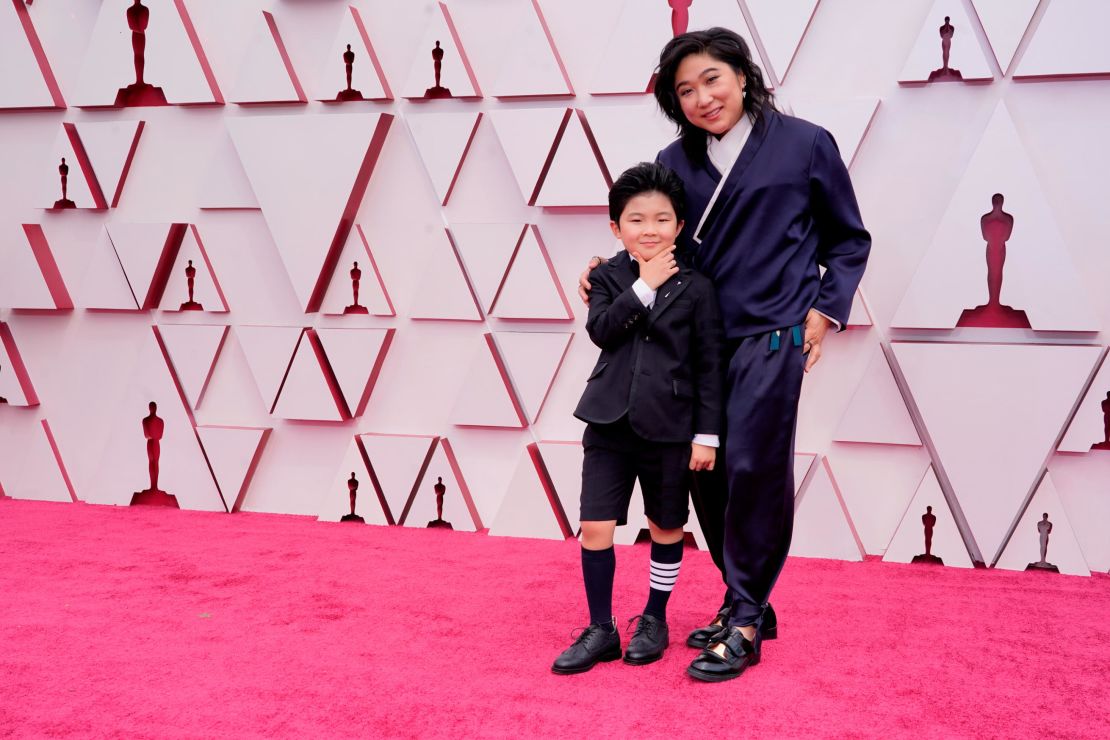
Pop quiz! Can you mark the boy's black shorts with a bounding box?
[580,417,691,529]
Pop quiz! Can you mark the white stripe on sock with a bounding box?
[649,559,682,592]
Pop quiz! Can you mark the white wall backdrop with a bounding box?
[2,0,1109,574]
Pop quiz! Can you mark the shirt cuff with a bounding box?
[813,309,842,332]
[692,434,719,448]
[631,278,656,308]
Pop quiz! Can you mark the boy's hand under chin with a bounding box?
[632,245,679,290]
[689,443,716,472]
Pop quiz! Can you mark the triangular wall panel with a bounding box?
[834,345,921,446]
[487,107,568,204]
[197,126,260,209]
[883,466,974,568]
[492,332,573,424]
[156,323,229,409]
[234,325,304,412]
[73,0,222,106]
[359,433,438,523]
[320,225,395,317]
[488,444,569,540]
[90,331,225,511]
[0,0,64,109]
[318,437,389,525]
[399,438,481,530]
[535,441,583,535]
[108,222,187,310]
[898,1,994,83]
[408,228,483,321]
[76,120,145,208]
[1058,350,1110,453]
[159,225,229,312]
[0,323,39,407]
[315,328,394,418]
[0,224,71,310]
[490,0,573,98]
[893,102,1099,332]
[450,334,526,429]
[271,330,346,421]
[75,229,141,310]
[584,104,678,183]
[534,111,610,207]
[745,0,820,84]
[995,473,1088,576]
[196,425,270,512]
[827,444,932,555]
[489,226,573,321]
[314,5,391,102]
[969,0,1039,75]
[789,457,865,561]
[41,125,104,210]
[449,222,525,313]
[229,10,306,104]
[1015,0,1110,79]
[0,419,74,502]
[227,113,393,312]
[1049,454,1110,573]
[406,110,482,205]
[400,2,480,99]
[892,341,1100,562]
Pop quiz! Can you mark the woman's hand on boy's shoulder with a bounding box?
[577,255,608,305]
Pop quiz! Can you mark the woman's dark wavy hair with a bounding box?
[653,27,777,161]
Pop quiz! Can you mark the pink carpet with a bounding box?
[1,498,1108,738]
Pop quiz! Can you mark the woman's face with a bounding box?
[673,52,746,137]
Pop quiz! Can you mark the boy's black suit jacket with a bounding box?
[574,252,724,444]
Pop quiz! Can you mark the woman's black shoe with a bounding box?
[685,605,729,649]
[686,626,761,683]
[686,602,778,648]
[623,614,669,665]
[551,621,622,674]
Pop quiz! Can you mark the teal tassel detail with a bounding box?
[792,325,803,347]
[769,331,781,351]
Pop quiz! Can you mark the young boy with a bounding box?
[552,162,723,674]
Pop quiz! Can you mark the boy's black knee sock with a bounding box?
[581,546,616,629]
[644,539,684,621]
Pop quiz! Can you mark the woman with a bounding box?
[578,28,871,682]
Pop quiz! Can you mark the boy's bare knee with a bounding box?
[647,519,685,545]
[580,520,617,550]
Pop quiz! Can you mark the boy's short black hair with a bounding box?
[608,161,686,224]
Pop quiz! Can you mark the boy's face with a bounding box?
[609,191,684,261]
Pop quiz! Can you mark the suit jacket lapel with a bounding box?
[694,111,775,244]
[646,269,693,328]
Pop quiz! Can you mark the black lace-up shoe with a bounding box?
[686,626,761,683]
[623,614,669,665]
[551,621,622,675]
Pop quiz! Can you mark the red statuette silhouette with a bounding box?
[957,194,1031,328]
[911,505,943,564]
[427,475,452,529]
[130,401,179,507]
[424,41,452,98]
[344,261,368,314]
[669,0,693,37]
[341,472,365,522]
[115,0,169,107]
[1093,392,1110,451]
[179,259,203,310]
[54,157,76,209]
[928,16,963,82]
[336,44,365,102]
